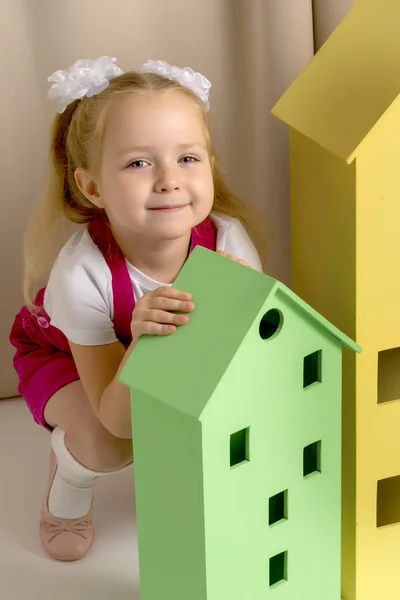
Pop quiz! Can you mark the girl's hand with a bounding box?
[216,250,254,269]
[130,287,195,342]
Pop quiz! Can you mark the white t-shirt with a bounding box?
[44,213,263,346]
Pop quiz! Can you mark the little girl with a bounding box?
[9,56,264,562]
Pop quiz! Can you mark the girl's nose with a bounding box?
[154,168,180,193]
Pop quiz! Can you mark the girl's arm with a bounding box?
[69,339,136,439]
[68,287,195,439]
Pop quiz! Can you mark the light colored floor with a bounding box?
[0,397,139,600]
[1,397,346,600]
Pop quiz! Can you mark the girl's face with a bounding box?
[94,91,214,243]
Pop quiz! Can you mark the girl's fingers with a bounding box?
[149,287,192,301]
[217,250,240,261]
[131,288,193,340]
[148,296,195,313]
[135,308,189,325]
[217,251,252,268]
[132,321,176,337]
[143,287,195,312]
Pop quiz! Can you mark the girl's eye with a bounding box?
[128,160,148,168]
[179,156,198,164]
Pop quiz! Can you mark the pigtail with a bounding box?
[53,102,100,224]
[22,102,82,312]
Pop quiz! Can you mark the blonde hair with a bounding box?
[23,71,267,312]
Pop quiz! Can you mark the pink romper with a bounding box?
[9,215,217,431]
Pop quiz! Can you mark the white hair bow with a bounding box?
[47,57,211,113]
[47,57,123,114]
[140,60,211,111]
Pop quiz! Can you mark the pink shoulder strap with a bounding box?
[88,214,217,347]
[190,216,217,252]
[88,216,134,347]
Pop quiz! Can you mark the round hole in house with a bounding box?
[259,309,283,340]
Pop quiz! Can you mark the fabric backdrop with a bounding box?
[0,0,357,398]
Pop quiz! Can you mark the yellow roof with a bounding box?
[271,0,400,163]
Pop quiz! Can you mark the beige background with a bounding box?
[1,0,357,398]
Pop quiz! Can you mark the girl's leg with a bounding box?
[40,380,133,561]
[44,379,133,472]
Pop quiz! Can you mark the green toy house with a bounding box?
[120,247,360,600]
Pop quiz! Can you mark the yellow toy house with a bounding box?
[271,0,400,599]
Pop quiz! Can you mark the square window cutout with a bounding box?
[230,427,249,467]
[303,441,321,477]
[269,551,288,587]
[378,347,400,404]
[303,350,322,388]
[269,490,288,526]
[377,474,400,528]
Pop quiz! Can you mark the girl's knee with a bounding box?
[45,381,133,469]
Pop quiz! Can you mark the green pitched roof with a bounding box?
[119,247,360,419]
[271,0,400,163]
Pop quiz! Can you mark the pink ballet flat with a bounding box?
[39,450,94,561]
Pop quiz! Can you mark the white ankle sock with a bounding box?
[48,427,100,519]
[48,427,134,520]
